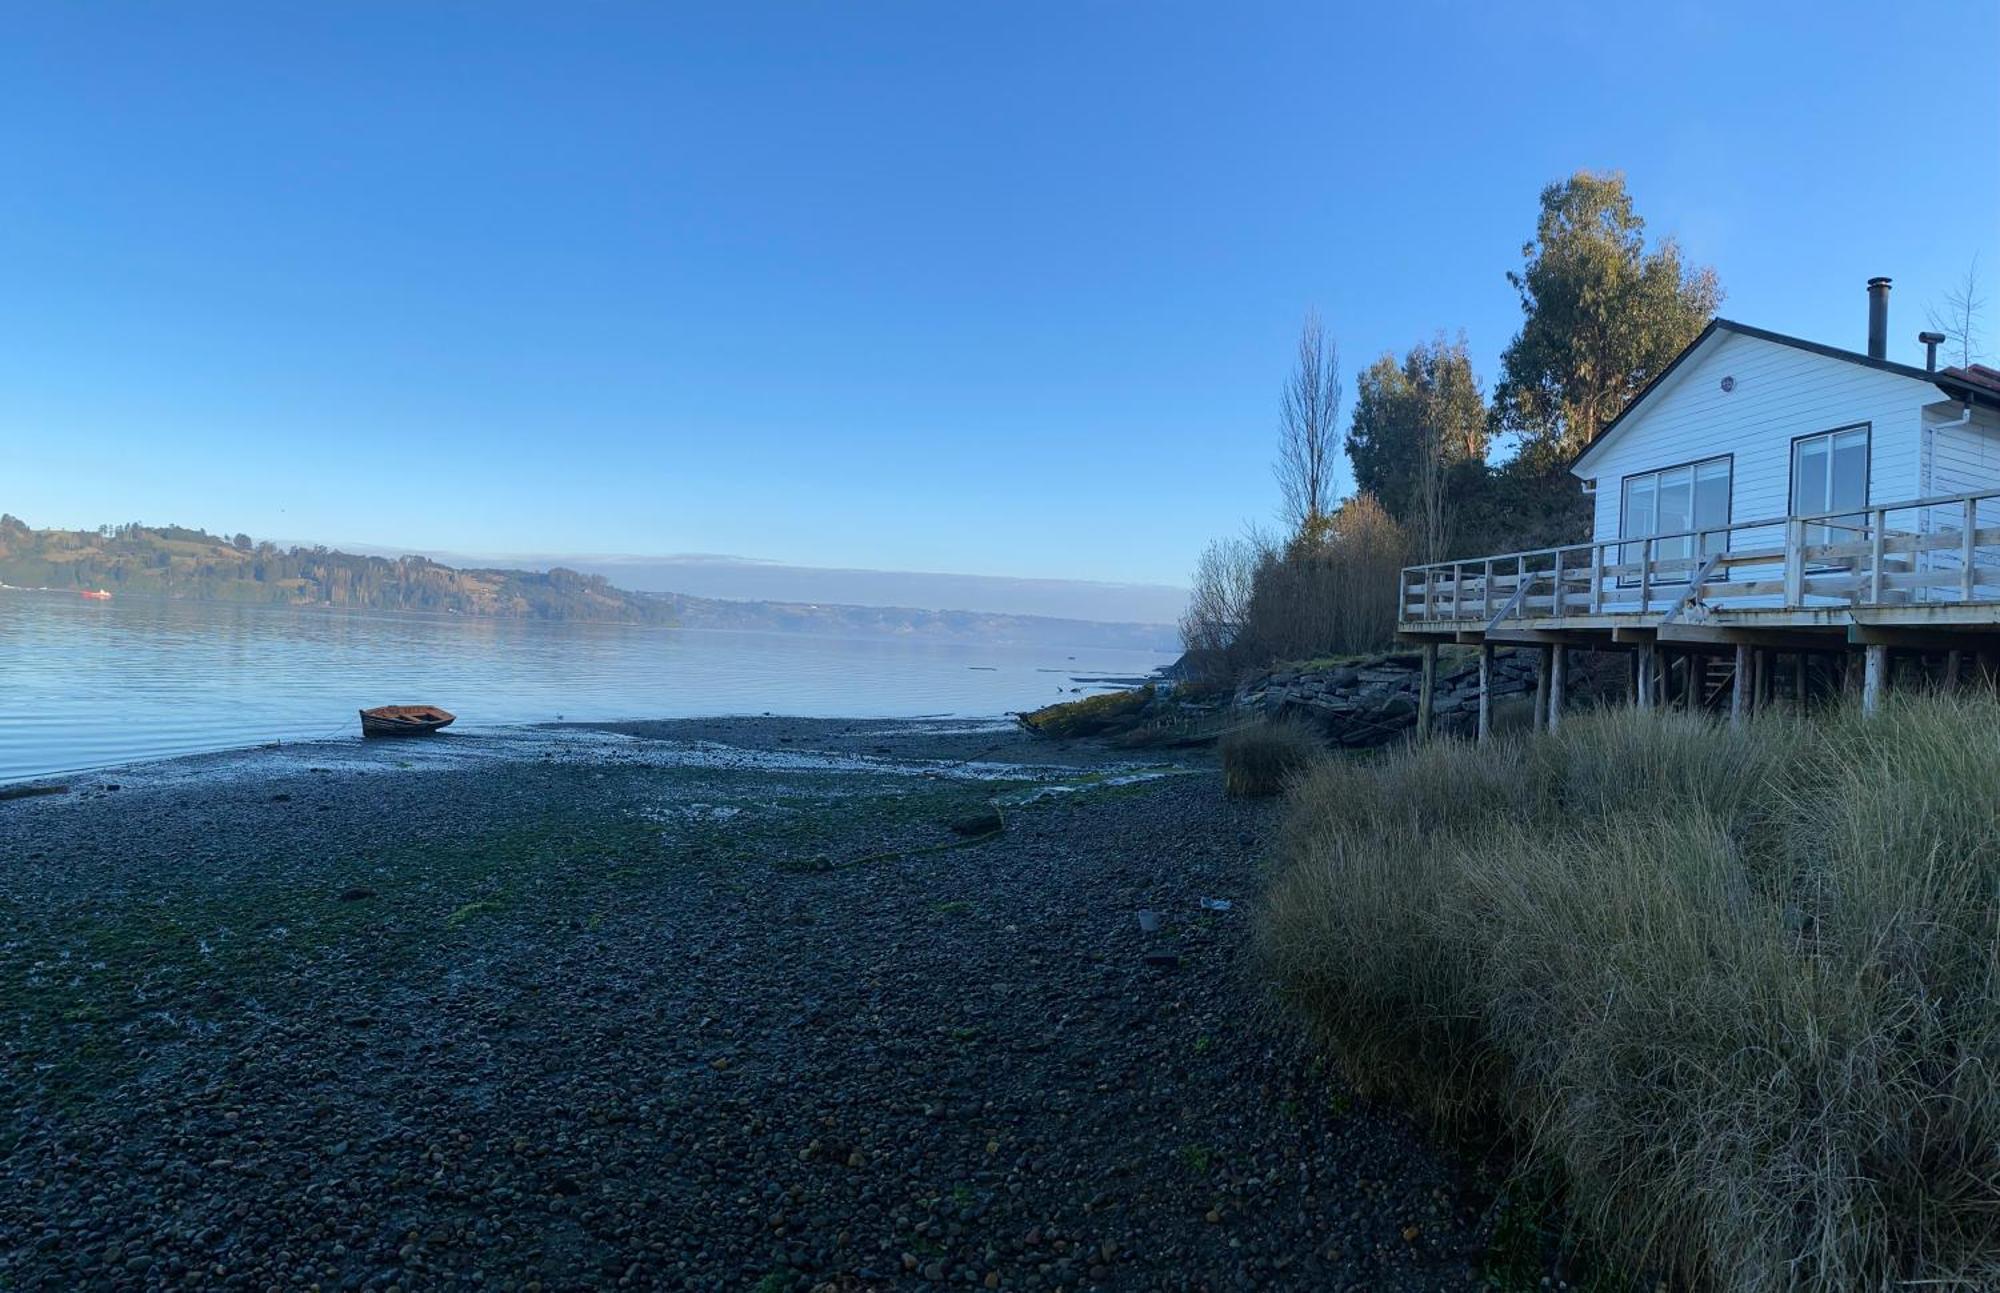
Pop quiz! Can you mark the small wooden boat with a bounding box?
[80,588,113,601]
[359,705,456,738]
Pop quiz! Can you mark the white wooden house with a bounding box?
[1397,278,2000,729]
[1570,283,2000,598]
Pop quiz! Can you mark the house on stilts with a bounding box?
[1399,277,2000,734]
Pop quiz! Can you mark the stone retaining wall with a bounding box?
[1232,649,1553,747]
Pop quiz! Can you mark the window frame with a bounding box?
[1786,422,1872,551]
[1618,452,1735,587]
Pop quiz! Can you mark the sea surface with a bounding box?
[0,592,1169,783]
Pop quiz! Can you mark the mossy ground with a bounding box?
[3,761,1042,1116]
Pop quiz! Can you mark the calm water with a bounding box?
[0,593,1168,783]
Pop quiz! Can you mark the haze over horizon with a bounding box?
[313,537,1193,625]
[3,508,1189,625]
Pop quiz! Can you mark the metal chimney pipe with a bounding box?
[1919,330,1947,372]
[1867,277,1891,359]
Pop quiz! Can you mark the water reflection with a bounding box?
[0,594,1165,782]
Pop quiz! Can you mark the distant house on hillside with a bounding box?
[1397,277,2000,727]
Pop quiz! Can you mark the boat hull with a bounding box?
[359,706,456,738]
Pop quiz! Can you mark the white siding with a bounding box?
[1926,405,2000,497]
[1915,404,2000,598]
[1577,332,1939,548]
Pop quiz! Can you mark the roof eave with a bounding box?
[1568,318,1948,477]
[1937,377,2000,411]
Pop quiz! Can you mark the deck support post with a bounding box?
[1731,644,1750,726]
[1417,641,1437,743]
[1863,644,1889,717]
[1532,646,1552,732]
[1635,645,1657,713]
[1477,643,1493,743]
[1548,646,1567,733]
[1946,649,1963,693]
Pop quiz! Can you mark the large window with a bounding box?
[1621,456,1732,579]
[1792,425,1869,546]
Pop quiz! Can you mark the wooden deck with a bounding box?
[1395,487,2000,729]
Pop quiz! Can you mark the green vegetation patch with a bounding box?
[1017,686,1154,739]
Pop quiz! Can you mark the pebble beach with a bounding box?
[2,717,1494,1290]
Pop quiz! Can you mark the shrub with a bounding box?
[1235,493,1408,665]
[1219,716,1324,797]
[1260,697,2000,1290]
[1017,686,1154,739]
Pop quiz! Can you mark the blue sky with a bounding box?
[2,1,1994,595]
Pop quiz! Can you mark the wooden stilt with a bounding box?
[1731,644,1750,726]
[1548,646,1567,733]
[1636,646,1656,713]
[1863,643,1888,716]
[1477,643,1493,742]
[1946,649,1963,693]
[1532,646,1551,732]
[1417,641,1437,743]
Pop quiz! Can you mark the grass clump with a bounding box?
[1219,716,1324,797]
[1260,696,2000,1291]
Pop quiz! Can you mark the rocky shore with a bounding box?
[1234,648,1626,745]
[3,718,1500,1290]
[1233,651,1538,744]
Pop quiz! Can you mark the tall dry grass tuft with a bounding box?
[1218,716,1325,798]
[1260,696,2000,1290]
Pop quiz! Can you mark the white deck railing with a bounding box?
[1399,487,2000,624]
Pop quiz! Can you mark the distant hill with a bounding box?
[0,516,666,622]
[0,516,1175,650]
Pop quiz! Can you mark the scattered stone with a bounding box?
[947,809,1004,837]
[337,886,378,901]
[1135,910,1160,933]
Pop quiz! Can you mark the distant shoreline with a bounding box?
[0,582,1177,652]
[0,517,1180,651]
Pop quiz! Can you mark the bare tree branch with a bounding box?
[1927,255,1988,369]
[1177,527,1272,659]
[1276,311,1343,535]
